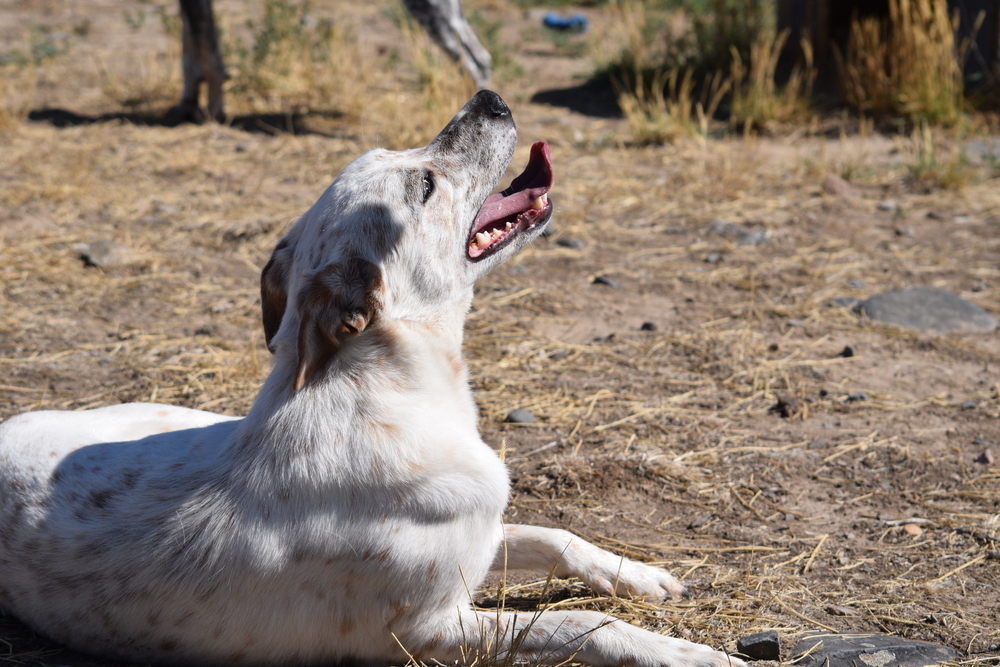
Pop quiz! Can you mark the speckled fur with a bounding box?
[0,92,745,667]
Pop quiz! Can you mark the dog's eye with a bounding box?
[421,171,435,204]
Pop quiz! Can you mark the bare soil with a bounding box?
[1,0,999,664]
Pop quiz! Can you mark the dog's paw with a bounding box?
[622,629,748,667]
[575,555,687,600]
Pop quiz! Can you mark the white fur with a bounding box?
[0,92,745,667]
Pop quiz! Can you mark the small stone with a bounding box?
[822,174,851,195]
[548,348,569,361]
[903,523,923,536]
[894,225,915,238]
[735,227,769,246]
[975,449,995,465]
[877,199,897,212]
[704,252,723,264]
[737,631,781,661]
[505,408,535,424]
[961,400,978,410]
[790,633,960,667]
[860,287,997,333]
[847,391,868,402]
[639,321,657,331]
[770,394,802,418]
[73,239,131,268]
[972,282,987,292]
[787,319,805,327]
[592,276,621,288]
[839,345,857,358]
[926,210,946,220]
[555,237,583,249]
[818,389,830,398]
[808,438,830,450]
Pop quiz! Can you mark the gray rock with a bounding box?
[73,239,131,268]
[556,238,583,249]
[961,400,978,410]
[808,439,830,450]
[822,174,851,195]
[860,287,997,333]
[592,276,621,288]
[737,630,780,661]
[847,391,868,402]
[790,633,960,667]
[640,321,657,331]
[878,200,898,212]
[709,219,769,246]
[505,408,535,424]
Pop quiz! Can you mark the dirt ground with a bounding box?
[1,0,999,664]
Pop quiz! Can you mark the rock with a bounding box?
[709,219,769,246]
[822,174,851,195]
[847,391,868,402]
[787,319,805,327]
[548,348,569,361]
[737,631,781,661]
[770,394,802,418]
[878,199,897,212]
[639,321,657,331]
[860,287,997,334]
[504,408,535,424]
[808,438,830,450]
[903,523,923,535]
[555,238,583,249]
[73,239,130,267]
[839,345,857,358]
[848,279,865,288]
[975,449,995,465]
[824,605,861,617]
[790,633,960,667]
[704,252,723,264]
[926,211,946,220]
[961,400,977,410]
[592,276,621,288]
[818,389,830,398]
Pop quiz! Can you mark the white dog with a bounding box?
[0,91,745,667]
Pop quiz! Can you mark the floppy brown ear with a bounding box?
[261,239,293,352]
[294,258,382,391]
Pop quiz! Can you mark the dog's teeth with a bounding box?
[505,222,512,229]
[476,232,490,246]
[531,194,548,210]
[491,229,503,240]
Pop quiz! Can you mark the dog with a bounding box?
[0,91,745,667]
[176,0,491,121]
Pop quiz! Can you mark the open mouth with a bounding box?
[467,141,554,261]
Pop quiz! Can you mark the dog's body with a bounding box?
[0,92,744,667]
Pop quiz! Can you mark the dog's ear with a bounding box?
[294,258,382,391]
[261,239,293,352]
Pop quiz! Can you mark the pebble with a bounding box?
[737,631,781,661]
[839,345,856,358]
[790,633,959,667]
[860,287,997,333]
[903,523,923,535]
[639,321,657,331]
[704,252,723,264]
[824,605,860,617]
[709,219,769,246]
[822,174,851,195]
[818,389,830,398]
[975,449,995,465]
[592,276,621,288]
[770,394,802,418]
[877,199,897,212]
[847,391,868,402]
[808,438,830,450]
[548,349,569,361]
[73,239,131,268]
[555,237,583,249]
[504,408,535,424]
[926,210,946,220]
[961,400,978,410]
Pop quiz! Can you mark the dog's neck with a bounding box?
[226,300,480,482]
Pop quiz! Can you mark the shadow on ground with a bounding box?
[27,108,347,136]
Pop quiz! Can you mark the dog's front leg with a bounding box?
[417,609,745,667]
[491,524,687,599]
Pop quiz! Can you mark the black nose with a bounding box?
[471,90,510,119]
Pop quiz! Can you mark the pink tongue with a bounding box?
[472,142,553,233]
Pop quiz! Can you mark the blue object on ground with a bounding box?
[543,12,588,33]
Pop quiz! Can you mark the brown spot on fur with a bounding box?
[229,652,246,662]
[159,427,173,433]
[446,351,464,381]
[427,562,438,580]
[340,619,355,635]
[147,612,160,627]
[157,411,169,417]
[158,639,177,652]
[49,451,58,458]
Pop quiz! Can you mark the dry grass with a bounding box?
[729,29,815,132]
[835,0,966,125]
[0,64,35,130]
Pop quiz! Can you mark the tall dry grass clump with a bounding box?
[836,0,965,125]
[729,29,814,131]
[225,0,366,116]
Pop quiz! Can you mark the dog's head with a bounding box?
[260,91,554,390]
